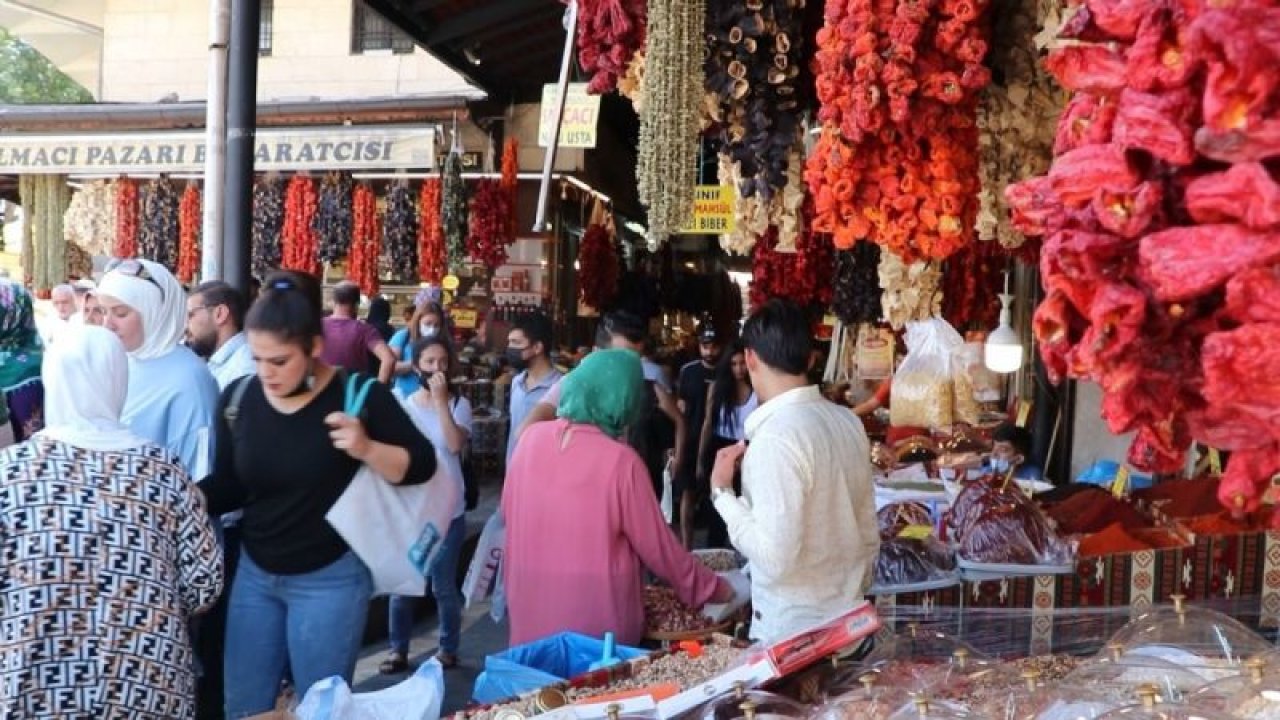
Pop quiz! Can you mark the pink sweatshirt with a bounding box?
[502,419,722,646]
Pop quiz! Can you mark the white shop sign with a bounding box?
[0,126,436,175]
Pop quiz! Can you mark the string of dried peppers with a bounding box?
[1005,0,1280,520]
[501,138,519,244]
[441,150,469,273]
[418,178,446,284]
[114,177,139,259]
[749,201,834,309]
[251,177,285,280]
[941,240,1004,332]
[281,176,320,276]
[576,0,646,94]
[349,182,381,297]
[177,183,202,284]
[467,179,513,271]
[578,223,620,311]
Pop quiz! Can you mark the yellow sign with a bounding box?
[442,275,460,291]
[1209,448,1223,477]
[1111,466,1131,499]
[452,308,478,330]
[896,525,934,541]
[678,185,737,235]
[538,83,601,149]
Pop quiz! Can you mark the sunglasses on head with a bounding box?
[106,258,164,300]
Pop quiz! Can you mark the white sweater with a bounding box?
[713,385,879,643]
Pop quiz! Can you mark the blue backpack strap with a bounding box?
[343,371,379,418]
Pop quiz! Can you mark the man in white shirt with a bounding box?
[710,299,879,643]
[185,281,256,390]
[36,284,78,345]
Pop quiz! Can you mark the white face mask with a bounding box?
[420,323,439,337]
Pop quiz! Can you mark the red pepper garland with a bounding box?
[577,223,619,310]
[281,176,320,275]
[177,183,202,284]
[576,0,646,94]
[114,177,139,259]
[941,240,1003,332]
[418,178,446,284]
[466,179,514,270]
[349,182,381,297]
[750,201,834,309]
[501,138,519,244]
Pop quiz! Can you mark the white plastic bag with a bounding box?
[462,512,505,608]
[701,569,752,623]
[296,659,444,720]
[660,459,674,524]
[889,318,965,430]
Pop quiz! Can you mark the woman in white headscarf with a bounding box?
[96,258,221,478]
[0,326,223,720]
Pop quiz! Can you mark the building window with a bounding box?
[259,0,274,56]
[352,1,416,55]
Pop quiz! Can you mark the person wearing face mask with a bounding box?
[504,311,561,466]
[97,258,220,479]
[988,422,1041,482]
[389,301,449,398]
[381,336,472,675]
[198,271,438,718]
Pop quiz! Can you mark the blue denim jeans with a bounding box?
[223,550,372,718]
[389,514,466,656]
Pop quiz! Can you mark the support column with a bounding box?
[201,0,231,282]
[222,0,260,294]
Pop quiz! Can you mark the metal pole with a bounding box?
[222,0,260,294]
[201,0,231,281]
[532,0,578,233]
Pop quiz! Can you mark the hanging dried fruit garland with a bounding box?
[384,181,419,280]
[941,239,1003,331]
[467,179,514,270]
[637,0,705,247]
[281,176,320,275]
[577,0,647,94]
[251,177,285,280]
[441,150,469,273]
[64,180,117,258]
[114,177,139,259]
[749,201,834,309]
[1005,0,1280,503]
[806,0,992,261]
[314,172,354,265]
[349,182,381,296]
[140,176,180,269]
[177,183,202,285]
[501,138,519,243]
[878,252,942,330]
[717,134,807,256]
[578,223,620,310]
[833,241,883,326]
[418,178,446,283]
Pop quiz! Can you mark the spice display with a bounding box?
[501,137,519,243]
[383,180,419,280]
[644,585,717,635]
[878,253,942,330]
[114,177,139,259]
[1181,512,1259,536]
[833,242,883,326]
[1044,486,1150,535]
[749,210,834,309]
[177,183,202,284]
[806,0,991,262]
[314,172,353,265]
[976,0,1067,251]
[251,176,285,280]
[281,175,320,276]
[62,179,117,258]
[466,179,514,271]
[947,476,1075,566]
[418,178,446,283]
[1006,1,1280,503]
[349,182,381,297]
[577,223,620,311]
[1078,523,1153,557]
[441,149,469,273]
[636,0,704,247]
[704,0,805,203]
[139,176,179,270]
[575,0,646,94]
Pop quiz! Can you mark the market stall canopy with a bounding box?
[0,0,104,98]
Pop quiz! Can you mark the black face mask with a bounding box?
[417,369,435,389]
[506,348,530,371]
[285,360,317,397]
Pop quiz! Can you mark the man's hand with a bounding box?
[710,441,746,490]
[325,412,372,461]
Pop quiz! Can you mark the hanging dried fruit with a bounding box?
[578,223,620,310]
[418,178,446,283]
[878,251,943,330]
[384,180,419,280]
[637,0,705,247]
[251,176,285,280]
[349,182,381,297]
[466,179,514,270]
[833,241,883,326]
[114,177,139,259]
[281,175,320,276]
[177,183,202,284]
[576,0,647,94]
[314,172,354,264]
[441,149,469,273]
[63,180,117,258]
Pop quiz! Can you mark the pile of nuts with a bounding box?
[645,586,717,635]
[696,550,742,573]
[571,643,745,701]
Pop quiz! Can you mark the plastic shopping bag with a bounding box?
[472,633,647,704]
[889,318,965,430]
[462,512,505,608]
[296,659,444,720]
[660,459,674,524]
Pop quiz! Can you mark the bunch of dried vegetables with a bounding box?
[177,183,202,284]
[63,180,117,257]
[251,176,285,280]
[441,150,469,273]
[576,0,646,94]
[349,182,381,297]
[418,178,446,284]
[466,179,513,270]
[384,181,419,280]
[140,176,179,269]
[114,177,139,259]
[314,172,353,264]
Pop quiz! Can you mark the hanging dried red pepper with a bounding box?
[501,138,519,244]
[466,179,514,270]
[417,178,446,284]
[576,0,646,94]
[281,176,320,276]
[177,183,202,284]
[349,182,381,296]
[941,240,1004,332]
[114,177,139,259]
[750,201,834,309]
[578,223,619,310]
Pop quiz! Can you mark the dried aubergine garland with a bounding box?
[140,176,179,269]
[833,241,883,325]
[251,176,285,280]
[441,150,469,273]
[314,172,354,264]
[384,181,419,281]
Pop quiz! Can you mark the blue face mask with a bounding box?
[990,457,1011,474]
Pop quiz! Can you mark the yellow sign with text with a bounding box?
[452,308,478,330]
[678,185,737,235]
[538,84,601,149]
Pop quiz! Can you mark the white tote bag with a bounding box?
[325,374,461,597]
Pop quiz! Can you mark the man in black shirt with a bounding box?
[674,322,722,547]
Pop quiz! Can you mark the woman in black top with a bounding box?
[199,271,437,719]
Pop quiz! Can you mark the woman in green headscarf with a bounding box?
[0,282,45,448]
[501,349,731,645]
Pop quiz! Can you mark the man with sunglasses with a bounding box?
[186,281,255,391]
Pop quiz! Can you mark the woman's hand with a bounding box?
[428,372,449,406]
[325,412,372,461]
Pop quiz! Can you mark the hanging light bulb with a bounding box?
[984,273,1024,373]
